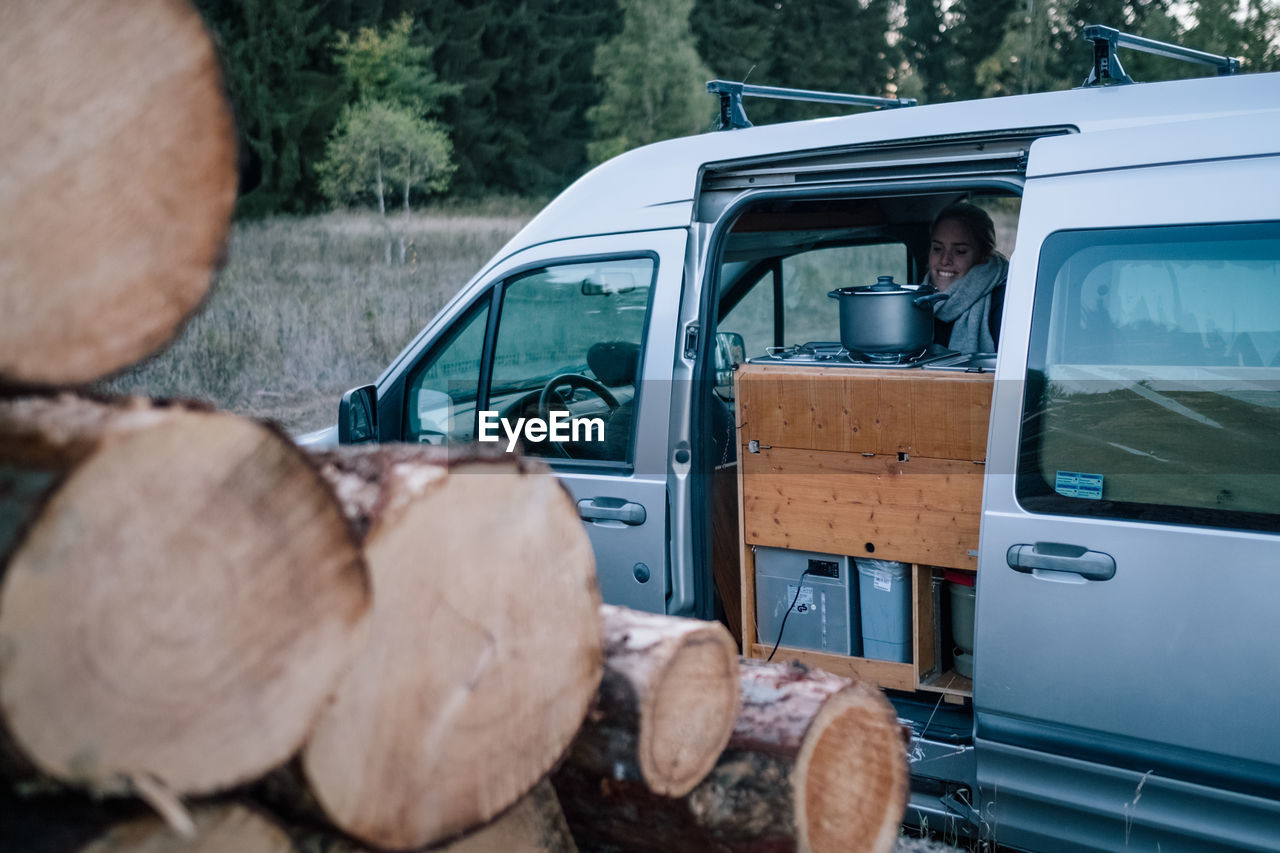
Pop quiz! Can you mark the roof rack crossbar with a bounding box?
[707,80,916,130]
[1081,24,1241,87]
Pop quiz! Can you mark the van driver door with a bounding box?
[388,230,688,614]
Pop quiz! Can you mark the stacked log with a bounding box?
[0,0,237,386]
[295,445,603,850]
[565,604,741,799]
[554,658,910,853]
[0,395,370,805]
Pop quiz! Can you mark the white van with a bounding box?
[309,29,1280,851]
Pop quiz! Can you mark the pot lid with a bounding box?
[867,275,904,292]
[831,275,921,296]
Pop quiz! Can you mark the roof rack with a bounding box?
[707,80,916,131]
[1081,24,1241,87]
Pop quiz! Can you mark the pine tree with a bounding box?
[195,0,346,216]
[976,0,1076,96]
[766,0,897,121]
[587,0,714,165]
[420,0,622,196]
[947,0,1021,99]
[900,0,951,102]
[691,0,775,84]
[1067,0,1187,84]
[1184,0,1280,73]
[1241,0,1280,71]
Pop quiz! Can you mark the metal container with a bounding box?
[828,275,948,354]
[755,547,859,656]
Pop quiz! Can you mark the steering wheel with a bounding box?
[537,373,620,458]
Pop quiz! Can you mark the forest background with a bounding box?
[109,0,1280,433]
[199,0,1280,217]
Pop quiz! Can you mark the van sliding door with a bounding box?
[977,133,1280,850]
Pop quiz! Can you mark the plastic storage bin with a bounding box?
[855,559,912,662]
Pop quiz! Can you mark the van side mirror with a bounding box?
[714,331,746,399]
[581,271,638,295]
[339,385,378,444]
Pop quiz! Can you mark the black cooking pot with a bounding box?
[828,275,949,354]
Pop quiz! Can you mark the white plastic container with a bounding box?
[855,559,912,662]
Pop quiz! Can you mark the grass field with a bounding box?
[102,206,536,434]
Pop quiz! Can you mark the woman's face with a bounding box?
[929,218,982,291]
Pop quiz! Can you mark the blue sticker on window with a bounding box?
[1055,471,1104,500]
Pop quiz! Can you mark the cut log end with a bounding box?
[794,683,910,853]
[0,0,237,385]
[641,631,740,797]
[302,450,602,850]
[0,402,369,797]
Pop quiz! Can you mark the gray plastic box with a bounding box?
[856,558,913,663]
[754,547,859,656]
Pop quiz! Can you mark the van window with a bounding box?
[1017,222,1280,531]
[720,242,908,357]
[405,296,489,444]
[782,243,908,343]
[489,257,655,462]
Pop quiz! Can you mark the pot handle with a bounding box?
[914,292,949,307]
[828,288,844,299]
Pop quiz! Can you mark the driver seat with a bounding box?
[587,341,640,462]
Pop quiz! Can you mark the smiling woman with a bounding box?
[926,202,1008,353]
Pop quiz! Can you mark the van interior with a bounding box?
[704,187,1021,702]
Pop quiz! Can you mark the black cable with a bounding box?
[766,568,814,663]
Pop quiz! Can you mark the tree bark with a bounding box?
[563,605,740,798]
[0,394,370,799]
[554,659,910,853]
[0,0,237,386]
[299,445,603,851]
[376,153,386,216]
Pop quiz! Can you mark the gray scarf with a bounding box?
[926,253,1008,353]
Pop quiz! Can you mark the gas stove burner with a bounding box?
[861,347,929,364]
[750,342,958,369]
[765,341,851,361]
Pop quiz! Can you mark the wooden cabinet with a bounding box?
[734,364,993,698]
[736,364,992,459]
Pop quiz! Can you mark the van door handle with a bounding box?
[577,497,646,525]
[1007,543,1116,581]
